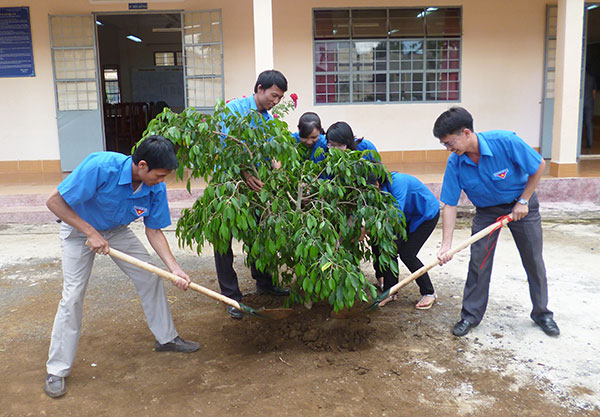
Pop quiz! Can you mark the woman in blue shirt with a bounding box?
[370,172,440,309]
[291,112,328,163]
[325,121,380,161]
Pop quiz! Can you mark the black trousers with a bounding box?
[214,241,273,302]
[373,211,439,295]
[461,193,553,325]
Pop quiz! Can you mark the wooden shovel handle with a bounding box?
[106,246,242,310]
[387,215,512,297]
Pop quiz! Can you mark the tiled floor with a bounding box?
[1,158,600,196]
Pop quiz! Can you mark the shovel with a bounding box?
[364,215,513,311]
[104,246,295,319]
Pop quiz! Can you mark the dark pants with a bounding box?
[461,193,553,325]
[214,241,273,301]
[373,212,439,295]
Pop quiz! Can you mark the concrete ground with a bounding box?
[0,215,599,416]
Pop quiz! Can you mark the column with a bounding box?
[253,0,274,78]
[550,0,585,177]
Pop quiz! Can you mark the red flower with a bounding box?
[273,113,279,119]
[290,93,298,108]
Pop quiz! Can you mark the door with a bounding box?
[49,15,103,171]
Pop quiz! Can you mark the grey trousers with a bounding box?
[46,223,178,377]
[461,193,553,325]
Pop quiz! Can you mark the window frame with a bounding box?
[312,7,462,105]
[102,66,121,104]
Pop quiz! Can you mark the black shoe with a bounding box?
[227,305,243,320]
[256,284,290,296]
[452,319,476,337]
[534,316,560,336]
[45,374,66,398]
[154,336,200,353]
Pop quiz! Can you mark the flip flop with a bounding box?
[415,293,437,310]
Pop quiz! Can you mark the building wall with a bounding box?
[0,0,549,171]
[273,0,549,158]
[0,0,255,170]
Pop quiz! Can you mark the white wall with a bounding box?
[273,0,549,151]
[0,0,550,164]
[0,1,60,160]
[0,0,255,163]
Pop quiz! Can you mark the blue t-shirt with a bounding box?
[356,138,380,161]
[58,152,171,231]
[440,130,543,208]
[224,95,273,132]
[291,131,328,162]
[381,172,440,233]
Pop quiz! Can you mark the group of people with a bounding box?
[43,69,559,399]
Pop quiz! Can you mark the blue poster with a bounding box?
[0,7,35,77]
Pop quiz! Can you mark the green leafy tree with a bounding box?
[144,102,406,311]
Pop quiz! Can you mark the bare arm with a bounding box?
[437,204,457,265]
[145,227,191,290]
[46,190,109,255]
[512,158,545,222]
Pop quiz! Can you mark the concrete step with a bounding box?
[0,188,203,224]
[1,178,599,224]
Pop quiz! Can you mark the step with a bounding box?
[1,177,599,224]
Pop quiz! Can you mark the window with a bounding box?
[103,68,120,104]
[50,15,98,110]
[183,10,224,110]
[154,51,183,67]
[314,7,461,104]
[155,51,176,66]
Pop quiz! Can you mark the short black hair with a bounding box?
[298,112,324,138]
[365,161,386,186]
[132,135,179,171]
[254,69,288,93]
[433,106,474,139]
[326,121,357,150]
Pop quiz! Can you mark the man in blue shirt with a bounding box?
[215,70,290,320]
[370,172,440,309]
[44,136,199,398]
[434,107,559,338]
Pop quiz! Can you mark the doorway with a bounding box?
[583,4,600,156]
[96,13,184,154]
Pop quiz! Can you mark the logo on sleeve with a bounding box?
[493,168,509,179]
[134,206,148,216]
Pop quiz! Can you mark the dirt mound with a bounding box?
[240,295,376,352]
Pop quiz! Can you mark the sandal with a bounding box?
[415,293,437,310]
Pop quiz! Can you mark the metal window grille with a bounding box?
[182,10,224,111]
[50,15,99,111]
[313,7,461,104]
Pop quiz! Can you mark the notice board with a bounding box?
[0,7,35,77]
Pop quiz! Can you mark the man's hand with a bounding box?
[271,158,282,170]
[511,203,529,222]
[169,266,191,291]
[437,243,453,265]
[242,171,264,191]
[86,232,110,255]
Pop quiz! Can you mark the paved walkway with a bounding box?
[1,162,599,223]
